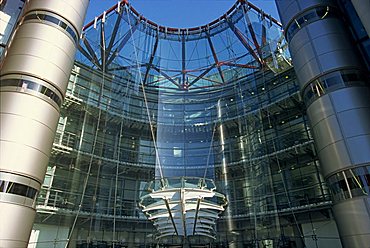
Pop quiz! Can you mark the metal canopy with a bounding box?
[139,177,227,239]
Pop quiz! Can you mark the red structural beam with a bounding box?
[207,34,226,84]
[143,36,159,85]
[151,66,181,89]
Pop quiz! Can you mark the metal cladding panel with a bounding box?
[0,202,36,247]
[317,50,360,74]
[347,135,370,165]
[0,90,60,126]
[312,114,343,151]
[276,0,333,28]
[338,108,370,139]
[305,17,347,39]
[0,113,56,155]
[24,0,89,35]
[333,198,370,247]
[307,95,335,127]
[0,92,59,183]
[1,23,76,95]
[0,141,50,183]
[0,0,89,246]
[330,87,370,112]
[317,140,352,177]
[290,19,362,88]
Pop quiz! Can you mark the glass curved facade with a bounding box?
[30,1,338,247]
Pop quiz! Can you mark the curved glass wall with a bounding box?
[30,1,337,247]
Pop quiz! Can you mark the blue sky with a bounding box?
[84,0,279,27]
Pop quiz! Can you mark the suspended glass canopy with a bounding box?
[77,0,292,242]
[139,177,227,239]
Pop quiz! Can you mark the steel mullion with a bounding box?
[207,33,226,84]
[182,34,186,86]
[105,9,123,60]
[188,64,217,87]
[227,19,262,66]
[81,36,102,70]
[77,44,101,69]
[163,198,179,236]
[143,35,159,85]
[106,21,139,67]
[100,21,106,71]
[152,66,181,88]
[243,5,261,55]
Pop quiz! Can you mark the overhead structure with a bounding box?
[78,0,291,91]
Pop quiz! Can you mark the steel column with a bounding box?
[0,0,89,247]
[275,0,370,247]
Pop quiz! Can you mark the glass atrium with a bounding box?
[29,1,339,247]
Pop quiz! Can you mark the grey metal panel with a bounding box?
[333,198,370,248]
[288,17,364,88]
[0,91,58,182]
[307,18,348,40]
[313,33,353,56]
[307,19,363,72]
[318,140,351,177]
[0,91,61,128]
[0,141,50,183]
[351,0,370,37]
[347,135,370,165]
[0,202,36,247]
[275,1,370,246]
[337,108,370,138]
[24,0,89,35]
[312,115,343,151]
[289,25,311,56]
[0,113,55,156]
[307,95,335,127]
[290,34,317,73]
[295,57,322,89]
[331,87,370,112]
[318,50,361,73]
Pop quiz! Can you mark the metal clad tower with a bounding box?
[0,0,89,247]
[275,0,370,247]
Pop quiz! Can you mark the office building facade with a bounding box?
[0,0,369,247]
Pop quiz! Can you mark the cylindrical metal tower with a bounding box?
[275,0,370,247]
[0,0,89,247]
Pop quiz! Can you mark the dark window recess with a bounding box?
[285,6,339,42]
[23,13,78,44]
[302,70,367,106]
[0,180,38,200]
[327,166,370,202]
[0,78,62,107]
